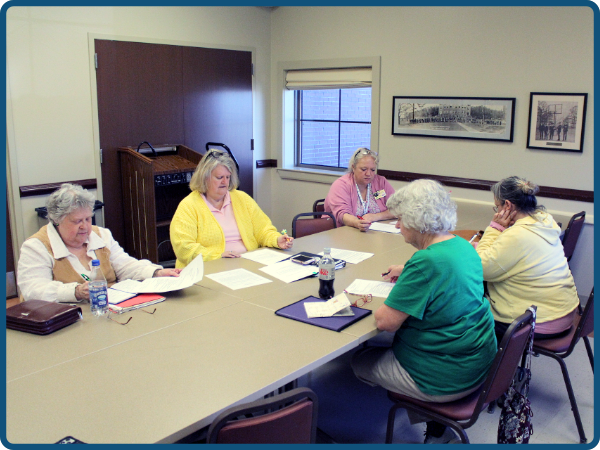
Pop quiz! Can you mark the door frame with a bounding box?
[87,32,257,226]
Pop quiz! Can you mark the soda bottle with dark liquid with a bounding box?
[318,248,335,299]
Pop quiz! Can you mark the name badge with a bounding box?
[373,189,386,200]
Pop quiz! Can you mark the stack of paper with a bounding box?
[111,253,204,294]
[369,222,401,234]
[345,279,396,298]
[109,294,166,314]
[259,260,318,283]
[319,248,374,264]
[205,268,272,290]
[240,249,290,265]
[304,293,352,318]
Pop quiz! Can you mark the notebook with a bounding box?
[275,295,372,332]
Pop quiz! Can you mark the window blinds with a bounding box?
[285,67,372,90]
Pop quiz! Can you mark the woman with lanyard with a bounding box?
[325,148,395,231]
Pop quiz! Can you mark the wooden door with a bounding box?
[182,46,253,196]
[95,40,253,247]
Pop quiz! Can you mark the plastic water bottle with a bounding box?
[89,259,109,317]
[318,248,336,300]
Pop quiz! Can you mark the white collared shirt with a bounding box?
[17,223,161,302]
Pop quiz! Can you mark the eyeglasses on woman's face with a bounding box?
[493,200,505,213]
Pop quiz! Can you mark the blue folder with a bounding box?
[275,296,372,332]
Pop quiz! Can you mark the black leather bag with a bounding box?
[7,300,82,335]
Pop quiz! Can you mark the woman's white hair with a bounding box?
[189,149,239,193]
[46,183,96,226]
[347,147,379,172]
[386,179,456,233]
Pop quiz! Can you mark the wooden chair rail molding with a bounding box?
[377,170,593,203]
[18,172,593,203]
[20,179,97,198]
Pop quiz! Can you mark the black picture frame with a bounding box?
[392,96,515,142]
[526,92,587,152]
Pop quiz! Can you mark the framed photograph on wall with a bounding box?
[527,92,587,152]
[392,96,515,142]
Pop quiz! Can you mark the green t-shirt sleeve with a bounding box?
[384,255,430,320]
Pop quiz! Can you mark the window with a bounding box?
[296,87,372,168]
[279,58,380,178]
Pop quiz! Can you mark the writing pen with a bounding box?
[381,270,390,277]
[468,231,483,243]
[357,215,364,220]
[280,229,291,242]
[81,274,90,281]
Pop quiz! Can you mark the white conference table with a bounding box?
[5,220,485,444]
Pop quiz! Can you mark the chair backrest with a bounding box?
[567,288,594,355]
[562,211,585,262]
[292,212,337,239]
[207,387,318,444]
[467,308,535,425]
[312,198,326,213]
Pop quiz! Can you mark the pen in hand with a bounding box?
[81,274,91,281]
[381,270,390,277]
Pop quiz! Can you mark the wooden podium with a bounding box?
[119,145,202,265]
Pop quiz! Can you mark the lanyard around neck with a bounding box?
[355,183,371,216]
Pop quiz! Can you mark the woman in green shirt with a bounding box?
[351,179,497,444]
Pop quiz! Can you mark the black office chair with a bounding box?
[292,212,337,239]
[561,211,585,263]
[532,288,594,443]
[386,308,536,444]
[207,387,318,443]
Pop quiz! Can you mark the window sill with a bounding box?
[277,167,343,185]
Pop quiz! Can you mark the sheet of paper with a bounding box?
[240,248,290,265]
[259,260,318,283]
[205,268,273,290]
[107,288,136,305]
[304,293,352,318]
[110,253,204,293]
[345,279,396,298]
[319,248,374,265]
[369,222,401,234]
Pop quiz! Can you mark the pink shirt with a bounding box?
[324,173,395,226]
[202,192,247,254]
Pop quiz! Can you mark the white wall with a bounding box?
[5,6,594,296]
[6,6,273,248]
[269,6,594,296]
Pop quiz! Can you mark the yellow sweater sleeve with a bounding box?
[170,192,225,266]
[231,190,280,250]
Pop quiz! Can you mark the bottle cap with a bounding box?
[324,248,331,253]
[91,259,100,266]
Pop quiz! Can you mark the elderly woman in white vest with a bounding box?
[17,183,180,302]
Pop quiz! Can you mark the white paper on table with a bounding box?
[110,253,204,294]
[304,293,351,318]
[240,248,290,265]
[345,279,396,298]
[107,288,136,305]
[259,260,318,283]
[318,248,374,265]
[205,268,273,290]
[369,222,401,234]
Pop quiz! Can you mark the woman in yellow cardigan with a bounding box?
[170,149,293,266]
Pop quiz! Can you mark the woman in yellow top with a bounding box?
[476,176,579,340]
[170,149,293,266]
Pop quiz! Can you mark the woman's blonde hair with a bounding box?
[347,147,379,172]
[189,149,239,193]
